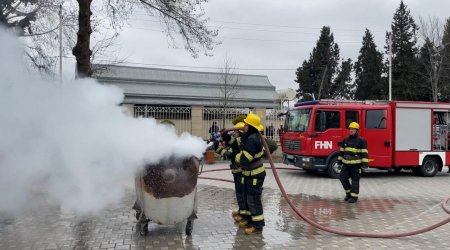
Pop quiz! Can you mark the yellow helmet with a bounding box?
[348,122,360,130]
[244,113,264,131]
[234,122,245,129]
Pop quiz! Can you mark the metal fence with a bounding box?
[134,105,192,135]
[133,105,285,142]
[202,107,253,140]
[265,108,285,143]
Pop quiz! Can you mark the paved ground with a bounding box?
[1,162,450,249]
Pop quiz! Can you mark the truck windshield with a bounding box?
[285,109,311,132]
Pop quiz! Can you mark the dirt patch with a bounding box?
[142,156,199,199]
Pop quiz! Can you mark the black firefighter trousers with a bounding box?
[241,171,265,229]
[232,171,246,213]
[339,164,361,197]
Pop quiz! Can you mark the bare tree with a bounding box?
[0,0,67,73]
[73,0,219,78]
[217,57,239,108]
[63,4,125,75]
[0,0,41,34]
[216,56,240,128]
[214,56,240,128]
[1,1,139,77]
[418,16,446,102]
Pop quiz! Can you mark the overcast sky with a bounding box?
[63,0,450,92]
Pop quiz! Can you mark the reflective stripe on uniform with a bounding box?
[252,214,264,221]
[345,189,350,193]
[350,192,358,197]
[254,149,264,158]
[343,147,368,154]
[241,177,244,184]
[343,147,360,153]
[338,156,344,160]
[218,148,229,156]
[242,166,265,176]
[361,158,369,163]
[232,168,242,173]
[235,152,242,163]
[242,150,254,161]
[342,159,362,164]
[240,210,251,215]
[252,178,257,185]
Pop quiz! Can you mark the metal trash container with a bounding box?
[134,156,199,236]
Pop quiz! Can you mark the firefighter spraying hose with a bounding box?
[199,126,450,238]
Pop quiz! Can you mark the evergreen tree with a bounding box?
[295,26,340,100]
[441,18,450,101]
[354,29,385,100]
[385,0,420,101]
[331,58,353,99]
[416,39,434,101]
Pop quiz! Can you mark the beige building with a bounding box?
[93,65,282,140]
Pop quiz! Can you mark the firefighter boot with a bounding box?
[348,197,358,203]
[244,226,263,235]
[239,220,249,228]
[233,214,244,223]
[344,192,351,201]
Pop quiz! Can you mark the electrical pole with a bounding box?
[389,32,392,101]
[59,4,63,82]
[317,65,328,100]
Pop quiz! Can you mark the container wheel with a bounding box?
[420,157,439,177]
[135,211,141,221]
[327,156,341,179]
[185,220,194,236]
[137,222,148,236]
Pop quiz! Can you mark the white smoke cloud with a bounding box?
[0,28,206,214]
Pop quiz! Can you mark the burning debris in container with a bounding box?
[142,156,200,199]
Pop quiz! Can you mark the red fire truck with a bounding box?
[281,100,450,178]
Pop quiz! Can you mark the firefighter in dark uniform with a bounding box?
[235,113,265,235]
[216,122,246,222]
[338,122,369,203]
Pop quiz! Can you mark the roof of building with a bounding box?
[92,64,277,108]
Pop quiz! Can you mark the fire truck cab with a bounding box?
[281,100,450,178]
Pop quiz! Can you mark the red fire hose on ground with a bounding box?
[198,129,450,238]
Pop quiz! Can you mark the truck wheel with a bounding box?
[420,157,439,177]
[327,156,341,179]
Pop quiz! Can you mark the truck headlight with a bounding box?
[303,157,311,162]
